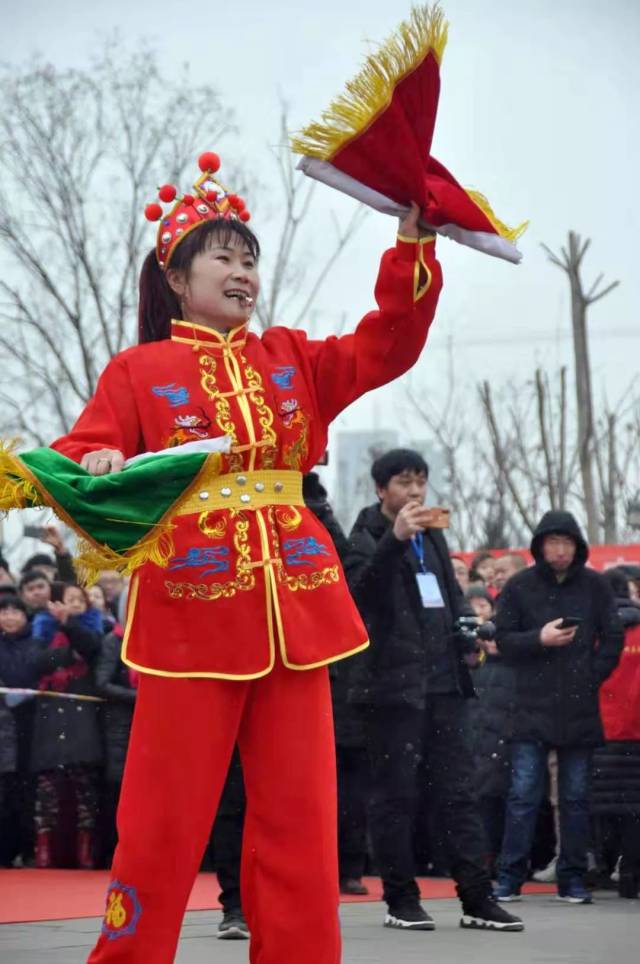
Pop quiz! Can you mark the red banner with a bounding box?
[453,544,640,572]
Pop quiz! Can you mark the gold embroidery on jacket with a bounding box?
[266,507,338,592]
[282,411,309,471]
[285,566,340,592]
[276,506,303,532]
[165,515,254,600]
[413,240,433,302]
[198,511,227,540]
[199,353,244,472]
[241,357,278,469]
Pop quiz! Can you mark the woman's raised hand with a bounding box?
[398,201,422,239]
[81,449,125,476]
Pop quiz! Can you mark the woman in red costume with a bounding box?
[49,149,442,963]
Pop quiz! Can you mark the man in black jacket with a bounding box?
[304,472,371,896]
[345,449,522,933]
[494,510,624,904]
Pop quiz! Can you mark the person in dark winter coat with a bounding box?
[465,586,515,870]
[29,584,104,869]
[0,680,18,865]
[345,448,522,933]
[94,626,136,785]
[304,471,371,896]
[591,567,640,898]
[0,595,85,865]
[495,510,624,904]
[94,624,138,865]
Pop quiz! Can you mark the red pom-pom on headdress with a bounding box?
[198,152,221,173]
[144,203,163,222]
[145,151,254,269]
[158,184,177,203]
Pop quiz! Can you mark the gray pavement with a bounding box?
[0,892,637,962]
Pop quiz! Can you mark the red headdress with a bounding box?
[144,152,251,270]
[291,4,527,263]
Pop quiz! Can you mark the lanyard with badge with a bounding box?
[411,531,445,609]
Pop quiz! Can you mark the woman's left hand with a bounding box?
[398,201,422,239]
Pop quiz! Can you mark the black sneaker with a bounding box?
[460,896,524,932]
[217,908,250,939]
[384,901,435,930]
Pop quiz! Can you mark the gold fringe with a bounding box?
[290,4,448,161]
[0,440,43,511]
[1,438,180,586]
[466,189,529,243]
[74,524,177,587]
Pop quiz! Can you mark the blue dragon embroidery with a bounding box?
[271,366,297,390]
[152,383,191,408]
[168,547,230,576]
[282,537,331,568]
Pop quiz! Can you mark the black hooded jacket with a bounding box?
[495,511,624,746]
[344,502,474,708]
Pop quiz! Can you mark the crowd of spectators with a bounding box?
[0,528,133,875]
[1,454,639,936]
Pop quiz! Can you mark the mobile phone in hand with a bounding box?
[417,507,450,529]
[23,524,47,540]
[559,617,582,629]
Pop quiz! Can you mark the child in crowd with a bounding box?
[29,583,104,868]
[86,583,118,635]
[469,552,497,595]
[0,595,88,865]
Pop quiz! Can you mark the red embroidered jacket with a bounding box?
[52,236,442,678]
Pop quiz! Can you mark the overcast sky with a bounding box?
[4,0,639,450]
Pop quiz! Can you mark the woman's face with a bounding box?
[476,558,496,585]
[87,585,106,611]
[169,235,260,334]
[64,586,87,615]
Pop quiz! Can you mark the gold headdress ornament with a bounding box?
[144,152,252,270]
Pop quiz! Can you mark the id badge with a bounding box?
[416,572,445,608]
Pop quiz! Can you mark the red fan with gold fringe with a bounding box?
[291,5,527,263]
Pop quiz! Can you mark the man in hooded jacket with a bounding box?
[494,511,623,904]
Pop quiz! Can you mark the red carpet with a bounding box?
[0,871,554,925]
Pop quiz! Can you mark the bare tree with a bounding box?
[478,371,579,534]
[408,355,640,550]
[403,228,637,550]
[405,342,526,549]
[253,108,368,334]
[0,59,367,447]
[541,232,620,542]
[0,45,234,444]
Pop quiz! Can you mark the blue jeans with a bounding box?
[498,742,592,890]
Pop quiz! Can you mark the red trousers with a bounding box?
[88,660,341,963]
